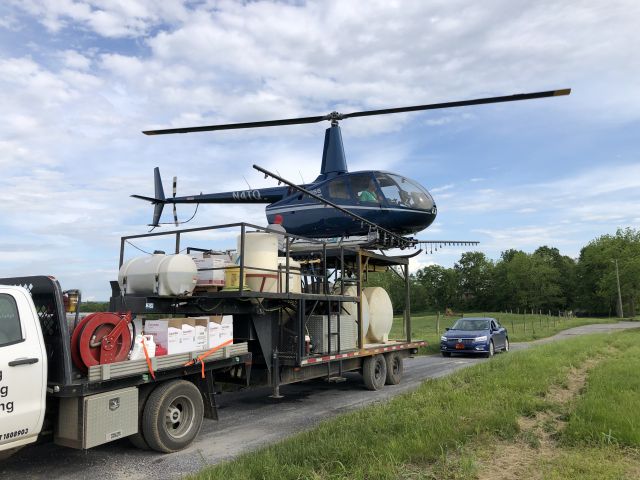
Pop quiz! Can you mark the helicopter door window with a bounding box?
[351,175,381,204]
[374,173,405,207]
[326,178,350,200]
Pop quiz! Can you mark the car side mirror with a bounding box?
[445,327,450,331]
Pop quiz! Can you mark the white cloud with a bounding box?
[1,0,639,297]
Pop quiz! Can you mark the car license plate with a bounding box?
[455,343,465,350]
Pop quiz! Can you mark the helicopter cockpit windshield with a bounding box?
[375,173,435,211]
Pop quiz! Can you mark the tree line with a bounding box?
[367,228,640,317]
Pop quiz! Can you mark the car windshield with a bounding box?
[451,319,490,331]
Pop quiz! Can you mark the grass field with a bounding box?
[192,328,640,480]
[390,311,618,354]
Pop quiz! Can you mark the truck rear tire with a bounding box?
[129,385,154,450]
[384,352,403,385]
[362,354,387,391]
[142,380,204,453]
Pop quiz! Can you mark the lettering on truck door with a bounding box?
[0,289,47,449]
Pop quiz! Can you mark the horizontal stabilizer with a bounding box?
[131,194,164,204]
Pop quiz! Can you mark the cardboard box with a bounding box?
[191,253,228,286]
[144,319,185,355]
[193,318,208,351]
[205,315,234,349]
[181,319,196,353]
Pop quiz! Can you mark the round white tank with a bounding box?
[332,282,370,338]
[364,287,393,343]
[277,258,302,293]
[238,232,279,293]
[118,254,198,296]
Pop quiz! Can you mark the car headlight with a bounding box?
[474,335,488,342]
[440,336,447,342]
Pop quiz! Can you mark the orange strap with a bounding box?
[184,339,234,378]
[141,337,156,380]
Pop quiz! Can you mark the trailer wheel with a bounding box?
[129,385,154,450]
[142,380,204,453]
[384,353,403,385]
[362,354,387,391]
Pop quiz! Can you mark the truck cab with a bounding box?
[0,285,47,454]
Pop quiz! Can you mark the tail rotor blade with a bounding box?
[172,176,178,226]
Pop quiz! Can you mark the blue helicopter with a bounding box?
[134,88,570,248]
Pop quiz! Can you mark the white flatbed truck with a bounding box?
[0,223,425,458]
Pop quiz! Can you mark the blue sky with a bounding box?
[0,0,638,299]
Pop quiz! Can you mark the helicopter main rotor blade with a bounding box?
[341,89,571,120]
[143,115,326,135]
[143,88,570,135]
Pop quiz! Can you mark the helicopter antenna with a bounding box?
[242,175,252,190]
[299,171,305,184]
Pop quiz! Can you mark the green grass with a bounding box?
[192,328,640,480]
[562,343,640,447]
[390,311,619,354]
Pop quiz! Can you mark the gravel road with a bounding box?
[1,321,636,479]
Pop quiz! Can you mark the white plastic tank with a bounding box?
[118,254,198,296]
[332,282,370,339]
[277,258,302,293]
[238,232,279,292]
[363,286,393,343]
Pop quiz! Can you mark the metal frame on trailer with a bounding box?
[112,222,424,397]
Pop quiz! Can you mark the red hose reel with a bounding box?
[71,312,132,372]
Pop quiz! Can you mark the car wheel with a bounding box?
[485,340,495,358]
[362,354,387,391]
[504,338,509,353]
[441,352,451,357]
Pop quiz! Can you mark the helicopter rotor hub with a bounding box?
[325,111,343,125]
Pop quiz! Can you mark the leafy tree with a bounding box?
[454,251,494,310]
[577,228,640,316]
[415,265,460,311]
[533,246,577,310]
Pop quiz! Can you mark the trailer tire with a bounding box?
[362,354,387,391]
[142,380,204,453]
[384,352,403,385]
[129,385,154,450]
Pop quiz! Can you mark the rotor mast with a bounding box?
[318,123,348,180]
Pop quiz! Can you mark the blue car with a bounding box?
[440,317,509,357]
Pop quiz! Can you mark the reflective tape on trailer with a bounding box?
[300,341,427,365]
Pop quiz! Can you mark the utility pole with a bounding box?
[613,259,624,318]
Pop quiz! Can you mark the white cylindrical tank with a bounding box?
[118,254,198,296]
[364,287,393,343]
[238,232,279,293]
[332,282,370,338]
[277,258,302,293]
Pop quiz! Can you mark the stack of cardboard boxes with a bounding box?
[190,251,233,288]
[144,315,233,355]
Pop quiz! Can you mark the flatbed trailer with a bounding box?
[0,222,424,457]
